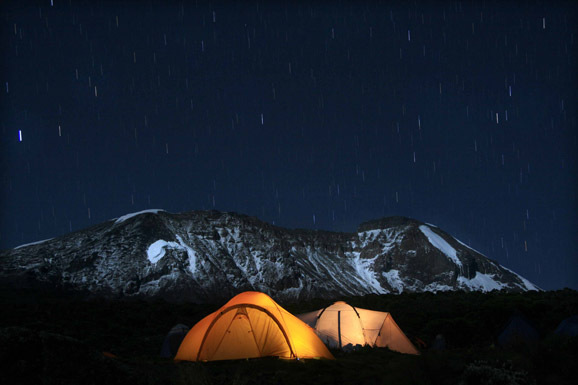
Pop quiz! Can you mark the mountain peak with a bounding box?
[113,209,167,224]
[358,216,424,232]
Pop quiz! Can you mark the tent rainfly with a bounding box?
[497,314,540,347]
[160,324,189,358]
[298,301,420,355]
[554,315,578,337]
[175,291,334,362]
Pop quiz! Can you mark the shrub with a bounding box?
[460,360,534,385]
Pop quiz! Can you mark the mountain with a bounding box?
[0,210,539,303]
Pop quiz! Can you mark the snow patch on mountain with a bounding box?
[250,251,264,284]
[501,266,540,291]
[361,229,383,238]
[358,230,382,247]
[349,252,387,294]
[382,269,403,293]
[455,238,486,257]
[175,235,197,274]
[14,238,53,249]
[147,240,180,264]
[115,209,165,224]
[423,282,453,292]
[419,225,462,267]
[458,272,506,291]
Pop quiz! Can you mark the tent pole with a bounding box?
[338,311,342,348]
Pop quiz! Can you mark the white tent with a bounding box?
[298,301,419,355]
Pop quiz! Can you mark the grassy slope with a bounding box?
[0,289,577,385]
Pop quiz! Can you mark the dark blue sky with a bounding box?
[1,1,576,290]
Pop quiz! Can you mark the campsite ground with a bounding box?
[1,288,577,385]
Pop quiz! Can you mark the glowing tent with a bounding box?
[175,291,334,361]
[298,301,419,355]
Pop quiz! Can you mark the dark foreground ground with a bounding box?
[0,288,577,385]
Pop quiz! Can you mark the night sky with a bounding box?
[1,1,576,290]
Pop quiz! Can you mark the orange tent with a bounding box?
[175,291,334,361]
[298,301,420,355]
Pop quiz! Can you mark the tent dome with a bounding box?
[175,291,334,362]
[555,315,578,337]
[298,301,419,355]
[160,324,189,358]
[497,314,539,347]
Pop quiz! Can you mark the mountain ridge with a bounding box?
[0,209,539,303]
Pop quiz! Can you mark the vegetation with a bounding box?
[1,288,577,384]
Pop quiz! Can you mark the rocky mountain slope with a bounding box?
[0,210,538,302]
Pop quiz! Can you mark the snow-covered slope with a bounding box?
[0,211,539,303]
